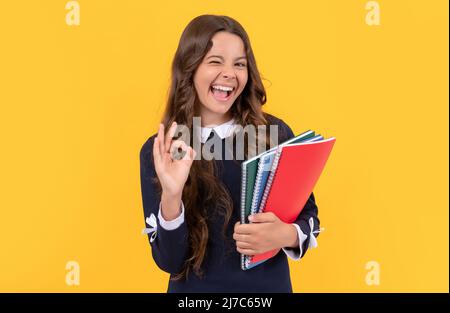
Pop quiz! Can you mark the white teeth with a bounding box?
[211,85,234,92]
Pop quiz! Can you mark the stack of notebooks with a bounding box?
[240,129,336,270]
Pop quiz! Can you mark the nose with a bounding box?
[221,64,237,80]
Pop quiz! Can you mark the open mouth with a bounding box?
[210,85,235,102]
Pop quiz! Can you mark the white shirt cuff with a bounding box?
[157,201,185,230]
[282,223,308,261]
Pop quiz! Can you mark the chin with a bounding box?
[214,106,233,116]
[207,102,233,114]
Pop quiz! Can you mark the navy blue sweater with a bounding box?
[139,114,320,293]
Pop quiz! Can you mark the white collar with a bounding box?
[195,118,238,143]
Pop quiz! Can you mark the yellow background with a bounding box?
[0,0,448,292]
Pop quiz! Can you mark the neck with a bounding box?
[200,110,232,127]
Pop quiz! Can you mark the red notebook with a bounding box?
[249,137,336,265]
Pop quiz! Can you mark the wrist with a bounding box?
[161,188,183,198]
[282,223,299,249]
[161,189,183,199]
[160,192,183,221]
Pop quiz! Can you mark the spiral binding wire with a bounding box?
[250,157,267,216]
[240,163,247,270]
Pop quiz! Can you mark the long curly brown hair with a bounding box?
[155,14,275,281]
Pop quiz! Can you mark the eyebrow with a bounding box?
[206,55,247,61]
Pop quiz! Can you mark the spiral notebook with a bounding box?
[240,132,336,270]
[240,130,319,270]
[246,137,336,268]
[243,134,325,269]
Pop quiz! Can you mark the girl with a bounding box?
[140,14,321,293]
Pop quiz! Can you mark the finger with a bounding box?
[170,140,186,160]
[236,241,253,249]
[178,141,189,160]
[235,223,253,235]
[157,123,165,157]
[183,147,194,162]
[171,141,195,162]
[191,146,197,160]
[234,221,240,232]
[164,121,177,154]
[236,247,255,256]
[233,233,251,243]
[180,142,195,162]
[248,212,276,223]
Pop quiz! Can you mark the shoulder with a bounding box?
[262,112,295,142]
